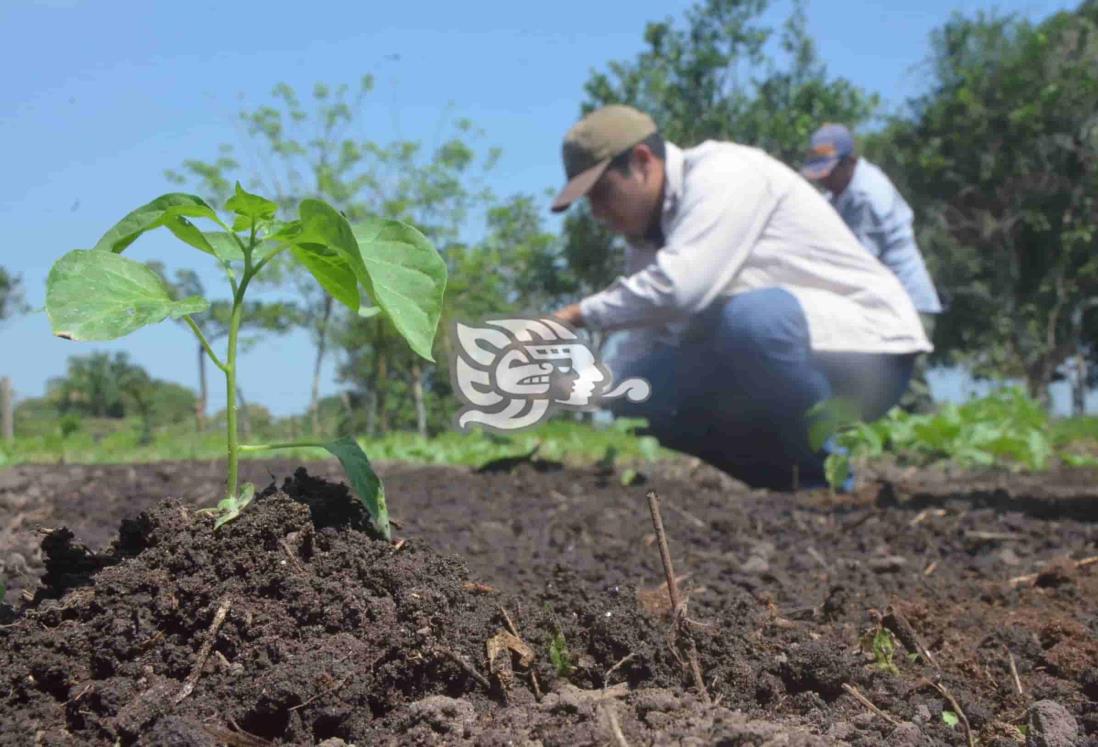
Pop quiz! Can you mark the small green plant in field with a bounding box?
[860,625,900,675]
[809,388,1077,492]
[45,185,446,538]
[941,710,959,728]
[548,630,574,677]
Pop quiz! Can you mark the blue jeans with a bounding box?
[608,288,915,489]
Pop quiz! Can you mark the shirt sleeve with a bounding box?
[579,156,781,331]
[874,195,919,263]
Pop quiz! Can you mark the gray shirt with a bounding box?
[830,159,942,314]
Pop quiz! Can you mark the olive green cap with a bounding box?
[550,105,658,213]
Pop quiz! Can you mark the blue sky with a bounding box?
[1,0,1087,416]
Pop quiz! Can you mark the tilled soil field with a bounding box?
[1,458,1096,745]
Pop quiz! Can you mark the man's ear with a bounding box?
[633,143,657,179]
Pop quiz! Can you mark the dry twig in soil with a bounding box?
[497,605,542,699]
[883,605,939,671]
[646,490,711,705]
[175,597,231,704]
[441,648,493,691]
[603,652,637,690]
[600,703,631,747]
[1006,649,1024,696]
[921,679,975,747]
[1009,555,1098,586]
[841,683,900,727]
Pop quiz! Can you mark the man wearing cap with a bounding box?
[549,105,932,490]
[802,124,942,411]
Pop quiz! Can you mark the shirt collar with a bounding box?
[628,141,684,252]
[662,141,685,217]
[831,158,864,208]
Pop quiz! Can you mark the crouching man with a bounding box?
[549,105,931,490]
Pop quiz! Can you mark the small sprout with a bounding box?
[941,710,959,728]
[596,445,618,472]
[620,468,641,487]
[860,625,899,675]
[548,631,574,677]
[214,482,255,529]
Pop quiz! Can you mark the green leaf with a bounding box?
[93,194,223,253]
[351,217,447,362]
[202,231,245,264]
[807,397,862,452]
[323,436,389,540]
[291,243,360,312]
[47,250,209,341]
[824,452,851,493]
[295,201,446,360]
[225,182,278,224]
[549,631,573,677]
[941,710,959,728]
[214,482,256,529]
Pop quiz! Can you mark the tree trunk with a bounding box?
[196,343,207,431]
[1025,362,1053,411]
[309,296,334,436]
[365,389,377,438]
[1073,351,1088,417]
[374,320,389,434]
[411,362,427,437]
[1,376,13,443]
[377,353,389,434]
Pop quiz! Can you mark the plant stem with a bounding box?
[238,440,329,453]
[225,296,243,500]
[224,225,258,500]
[183,317,228,373]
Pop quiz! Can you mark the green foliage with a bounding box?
[0,267,28,322]
[323,436,388,539]
[941,710,960,729]
[814,388,1073,491]
[870,5,1098,402]
[46,251,208,341]
[861,626,899,675]
[548,631,574,678]
[210,482,255,530]
[46,352,194,433]
[44,182,444,537]
[581,0,877,157]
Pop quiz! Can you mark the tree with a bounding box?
[150,265,300,432]
[871,5,1098,405]
[334,118,499,437]
[581,0,876,155]
[167,78,377,435]
[0,267,26,322]
[47,352,196,442]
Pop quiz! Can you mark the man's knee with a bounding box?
[711,288,809,355]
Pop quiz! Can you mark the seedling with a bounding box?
[860,625,900,675]
[548,630,574,677]
[45,185,446,538]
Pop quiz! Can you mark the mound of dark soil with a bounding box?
[1,468,830,746]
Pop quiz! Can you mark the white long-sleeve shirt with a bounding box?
[578,141,933,360]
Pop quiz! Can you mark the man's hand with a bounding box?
[552,303,585,328]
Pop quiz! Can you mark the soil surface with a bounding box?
[1,458,1096,745]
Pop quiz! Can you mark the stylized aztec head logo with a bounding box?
[449,317,650,432]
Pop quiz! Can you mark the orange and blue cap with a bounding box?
[801,124,854,180]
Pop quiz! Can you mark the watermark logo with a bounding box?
[449,317,650,432]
